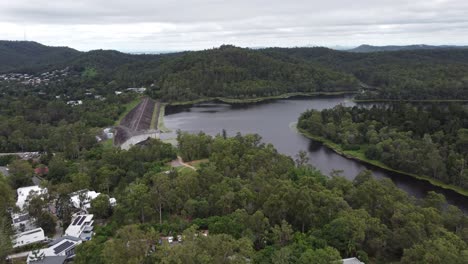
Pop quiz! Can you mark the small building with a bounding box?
[27,236,81,263]
[16,186,47,210]
[64,214,94,240]
[12,227,47,248]
[34,166,49,176]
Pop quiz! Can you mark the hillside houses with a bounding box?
[0,67,72,87]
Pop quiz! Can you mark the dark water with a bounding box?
[163,95,468,212]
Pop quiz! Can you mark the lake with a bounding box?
[162,95,468,212]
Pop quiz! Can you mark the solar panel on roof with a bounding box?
[77,216,86,225]
[53,241,74,254]
[72,216,82,225]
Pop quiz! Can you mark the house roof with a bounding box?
[16,186,47,210]
[12,228,46,248]
[342,257,365,264]
[69,189,116,210]
[12,212,30,224]
[29,238,81,261]
[48,236,80,247]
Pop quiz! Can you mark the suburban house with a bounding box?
[27,236,82,264]
[64,214,94,240]
[16,186,47,210]
[69,189,116,211]
[12,227,46,248]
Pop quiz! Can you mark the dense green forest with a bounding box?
[2,133,467,263]
[2,41,468,102]
[265,47,468,100]
[0,93,137,153]
[298,104,468,191]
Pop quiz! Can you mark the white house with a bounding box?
[126,87,146,93]
[16,186,47,210]
[12,227,46,248]
[64,214,94,240]
[27,236,81,263]
[70,190,116,211]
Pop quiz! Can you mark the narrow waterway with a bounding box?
[162,95,468,212]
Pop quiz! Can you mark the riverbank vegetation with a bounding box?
[298,103,468,193]
[1,127,468,262]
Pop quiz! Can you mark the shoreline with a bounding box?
[295,126,468,197]
[157,103,172,133]
[353,98,468,103]
[167,91,357,106]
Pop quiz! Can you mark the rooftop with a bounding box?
[27,237,81,263]
[16,186,47,210]
[70,189,116,210]
[342,257,365,264]
[12,228,46,248]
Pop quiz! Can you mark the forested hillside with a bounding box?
[266,48,468,100]
[0,41,80,72]
[298,104,468,191]
[347,44,468,53]
[153,45,358,101]
[2,41,468,102]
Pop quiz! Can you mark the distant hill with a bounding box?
[2,40,468,101]
[0,41,81,72]
[348,44,468,53]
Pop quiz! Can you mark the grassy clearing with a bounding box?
[295,126,468,197]
[101,138,114,149]
[115,98,141,125]
[187,159,209,169]
[162,138,178,146]
[150,102,159,130]
[157,104,172,133]
[82,67,98,78]
[177,166,198,176]
[168,91,356,106]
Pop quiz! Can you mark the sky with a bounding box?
[1,0,468,52]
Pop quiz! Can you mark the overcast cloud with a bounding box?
[1,0,468,51]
